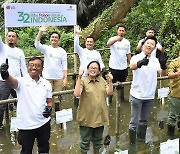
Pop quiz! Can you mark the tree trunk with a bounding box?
[81,0,138,41]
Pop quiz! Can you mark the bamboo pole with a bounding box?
[115,87,120,135]
[0,76,169,105]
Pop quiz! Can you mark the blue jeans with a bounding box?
[129,95,154,131]
[0,81,17,125]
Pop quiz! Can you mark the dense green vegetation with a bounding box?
[96,0,179,60]
[0,0,179,61]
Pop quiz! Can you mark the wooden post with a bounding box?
[4,27,10,124]
[73,26,78,76]
[115,87,120,135]
[73,26,79,106]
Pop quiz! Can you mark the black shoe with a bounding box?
[55,103,60,112]
[159,121,164,129]
[167,124,175,140]
[9,104,14,111]
[137,124,147,143]
[104,135,111,145]
[108,96,113,104]
[129,129,136,145]
[177,122,180,131]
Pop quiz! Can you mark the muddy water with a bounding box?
[0,80,179,154]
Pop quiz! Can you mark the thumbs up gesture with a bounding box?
[137,55,149,68]
[0,59,9,80]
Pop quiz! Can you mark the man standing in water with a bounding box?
[107,24,131,102]
[128,36,167,146]
[136,27,164,57]
[74,25,106,78]
[0,31,27,129]
[0,57,52,153]
[35,25,68,113]
[167,54,180,139]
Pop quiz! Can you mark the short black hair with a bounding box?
[49,31,60,39]
[145,35,157,44]
[147,27,156,33]
[6,31,19,38]
[86,36,95,41]
[28,57,44,66]
[117,24,126,30]
[87,61,101,71]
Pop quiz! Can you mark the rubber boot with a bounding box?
[0,110,4,127]
[104,135,111,146]
[117,85,124,101]
[177,121,180,131]
[129,129,136,145]
[120,86,125,101]
[129,129,137,153]
[55,102,60,112]
[74,97,79,108]
[137,124,147,142]
[167,124,175,140]
[108,95,113,104]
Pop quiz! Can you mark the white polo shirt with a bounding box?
[15,74,52,129]
[130,52,161,99]
[34,40,67,79]
[108,37,131,70]
[0,37,7,68]
[0,37,27,81]
[74,34,105,77]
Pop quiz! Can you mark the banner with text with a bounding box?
[4,3,77,27]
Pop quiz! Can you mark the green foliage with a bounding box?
[158,0,180,58]
[0,26,74,56]
[59,31,74,53]
[125,0,179,58]
[96,0,179,60]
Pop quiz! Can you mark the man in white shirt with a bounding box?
[136,27,164,57]
[74,25,105,78]
[107,24,131,102]
[128,36,167,146]
[35,25,68,112]
[0,56,53,153]
[0,31,27,128]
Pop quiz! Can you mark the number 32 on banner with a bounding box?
[18,11,30,23]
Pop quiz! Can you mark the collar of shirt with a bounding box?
[25,74,42,84]
[87,76,100,83]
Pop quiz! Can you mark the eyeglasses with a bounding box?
[89,67,98,70]
[28,63,42,68]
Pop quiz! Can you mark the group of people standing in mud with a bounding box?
[0,24,179,154]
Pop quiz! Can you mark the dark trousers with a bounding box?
[109,68,128,102]
[17,120,51,154]
[79,126,104,152]
[168,96,180,126]
[0,81,17,125]
[109,67,128,84]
